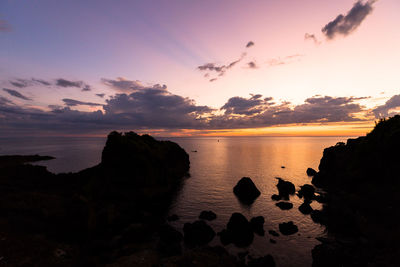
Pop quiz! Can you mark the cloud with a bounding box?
[322,0,376,39]
[81,85,91,92]
[56,78,83,88]
[372,95,400,117]
[198,53,246,81]
[0,78,376,135]
[62,98,103,107]
[247,61,258,69]
[304,33,321,45]
[267,54,303,66]
[246,41,255,48]
[96,93,105,98]
[0,19,11,32]
[102,77,145,92]
[32,78,51,86]
[2,88,32,100]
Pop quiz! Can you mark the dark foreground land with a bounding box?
[1,116,400,266]
[311,115,400,266]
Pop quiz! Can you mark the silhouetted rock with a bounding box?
[0,154,55,168]
[271,194,281,201]
[250,216,265,236]
[279,221,298,235]
[298,202,313,214]
[0,131,191,265]
[276,178,295,200]
[275,201,293,210]
[199,210,217,221]
[220,213,254,247]
[306,167,317,177]
[183,220,215,247]
[298,184,315,201]
[268,230,279,237]
[167,214,179,222]
[233,177,261,204]
[247,255,276,267]
[158,224,183,256]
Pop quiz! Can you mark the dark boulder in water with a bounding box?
[199,210,217,221]
[298,202,313,214]
[276,178,295,199]
[183,220,216,247]
[298,184,315,201]
[279,221,298,235]
[271,194,281,201]
[247,255,276,267]
[306,167,317,177]
[275,201,293,210]
[233,177,261,204]
[219,213,254,247]
[250,216,265,236]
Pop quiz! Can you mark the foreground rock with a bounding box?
[298,184,315,201]
[199,210,217,221]
[311,116,400,266]
[0,131,190,266]
[247,255,276,267]
[306,167,317,177]
[275,178,295,200]
[183,220,216,247]
[219,213,254,247]
[275,201,293,210]
[233,177,261,204]
[250,216,265,236]
[298,202,313,214]
[279,221,298,235]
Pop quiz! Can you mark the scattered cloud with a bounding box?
[322,0,377,40]
[247,61,258,69]
[56,78,83,88]
[81,85,91,92]
[101,77,167,93]
[246,41,255,48]
[304,33,321,45]
[10,79,30,88]
[267,54,303,66]
[2,88,32,100]
[373,95,400,117]
[62,98,103,107]
[32,78,51,86]
[96,93,105,98]
[198,53,247,82]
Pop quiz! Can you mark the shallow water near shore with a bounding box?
[0,136,349,266]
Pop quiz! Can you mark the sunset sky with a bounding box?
[1,0,399,136]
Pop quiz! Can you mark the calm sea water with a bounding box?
[0,136,349,266]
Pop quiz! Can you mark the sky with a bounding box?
[1,0,400,136]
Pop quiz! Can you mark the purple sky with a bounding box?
[1,0,400,136]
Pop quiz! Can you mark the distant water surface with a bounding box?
[0,136,349,266]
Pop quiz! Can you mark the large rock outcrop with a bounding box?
[311,116,400,266]
[0,131,190,266]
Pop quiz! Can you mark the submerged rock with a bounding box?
[199,210,217,221]
[279,221,298,235]
[275,201,293,210]
[233,177,261,204]
[250,216,265,236]
[271,194,281,201]
[268,230,279,237]
[183,220,216,247]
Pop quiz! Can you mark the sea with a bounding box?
[0,136,350,266]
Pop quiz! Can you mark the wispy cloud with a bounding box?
[62,98,103,107]
[322,0,377,40]
[198,53,247,82]
[304,33,321,45]
[267,54,303,66]
[0,19,11,32]
[56,79,83,88]
[2,88,32,100]
[373,95,400,117]
[246,41,255,48]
